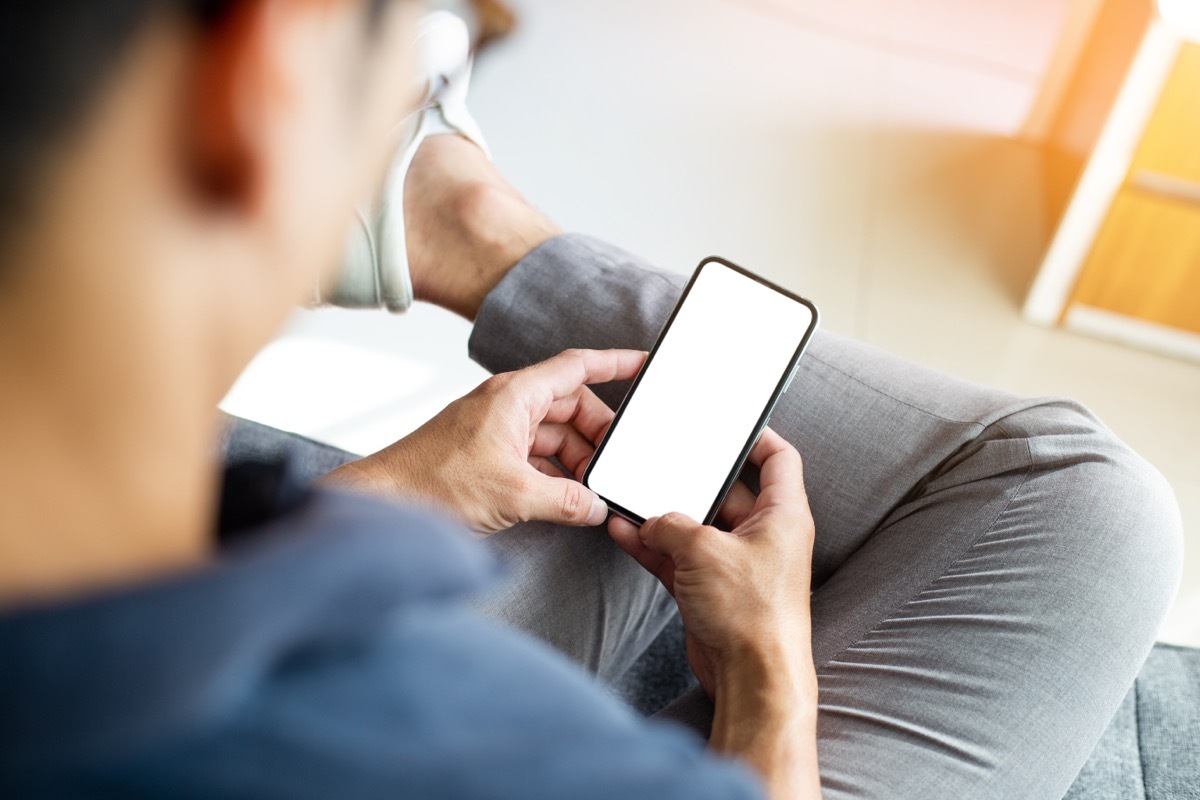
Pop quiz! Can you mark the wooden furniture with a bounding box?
[1024,0,1200,362]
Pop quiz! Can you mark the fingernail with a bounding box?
[586,494,609,526]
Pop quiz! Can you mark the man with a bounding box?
[0,2,1183,798]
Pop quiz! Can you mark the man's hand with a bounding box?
[319,348,645,534]
[608,428,821,799]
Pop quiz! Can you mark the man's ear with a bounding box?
[186,0,335,211]
[186,0,267,207]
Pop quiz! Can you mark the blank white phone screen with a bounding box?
[586,261,815,523]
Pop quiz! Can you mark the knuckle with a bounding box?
[651,512,698,542]
[477,376,506,400]
[788,444,804,468]
[479,373,511,396]
[771,441,803,474]
[483,375,525,414]
[559,481,586,521]
[660,511,690,529]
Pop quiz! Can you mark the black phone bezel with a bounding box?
[581,256,820,527]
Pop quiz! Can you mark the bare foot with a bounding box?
[403,135,561,320]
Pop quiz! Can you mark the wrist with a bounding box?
[709,636,820,799]
[315,448,411,500]
[315,459,385,495]
[712,635,817,725]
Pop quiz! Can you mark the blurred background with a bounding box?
[221,0,1200,646]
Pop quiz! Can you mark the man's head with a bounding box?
[0,0,420,365]
[0,0,422,600]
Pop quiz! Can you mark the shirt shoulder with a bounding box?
[105,605,765,800]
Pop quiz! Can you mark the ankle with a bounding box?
[414,179,560,320]
[456,181,559,273]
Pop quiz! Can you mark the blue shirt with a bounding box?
[0,460,761,799]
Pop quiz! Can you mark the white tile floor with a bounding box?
[222,0,1200,646]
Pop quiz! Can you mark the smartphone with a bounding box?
[583,257,819,526]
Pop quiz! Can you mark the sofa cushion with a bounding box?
[1067,644,1200,799]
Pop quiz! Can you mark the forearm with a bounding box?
[313,439,445,514]
[709,641,822,800]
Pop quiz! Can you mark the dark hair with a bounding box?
[0,3,240,253]
[0,0,404,260]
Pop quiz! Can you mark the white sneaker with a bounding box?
[323,11,491,313]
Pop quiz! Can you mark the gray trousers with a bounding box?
[227,233,1183,799]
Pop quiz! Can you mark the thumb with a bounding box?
[640,512,706,558]
[526,474,609,527]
